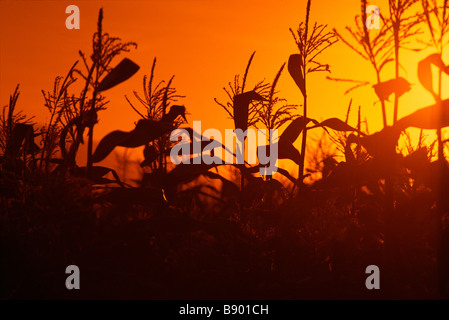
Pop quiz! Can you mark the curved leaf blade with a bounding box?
[317,117,360,133]
[396,99,449,130]
[233,91,265,131]
[92,120,173,162]
[279,116,310,145]
[97,58,140,92]
[372,77,411,101]
[288,54,305,96]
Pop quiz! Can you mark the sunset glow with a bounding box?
[2,0,446,176]
[1,0,449,302]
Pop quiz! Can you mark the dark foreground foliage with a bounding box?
[1,160,448,299]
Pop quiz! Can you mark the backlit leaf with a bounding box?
[92,119,174,162]
[396,99,449,130]
[140,144,158,167]
[279,116,312,145]
[97,58,140,92]
[233,91,265,132]
[288,54,305,96]
[317,117,361,133]
[372,77,411,101]
[417,54,449,99]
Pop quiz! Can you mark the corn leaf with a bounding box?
[288,54,305,96]
[97,58,140,92]
[92,119,174,162]
[279,116,313,145]
[417,54,448,99]
[314,117,361,133]
[233,91,265,131]
[396,99,449,130]
[372,77,411,102]
[140,144,158,167]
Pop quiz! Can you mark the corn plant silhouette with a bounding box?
[331,1,437,296]
[248,63,299,183]
[414,23,449,298]
[73,8,138,177]
[333,0,393,127]
[257,64,298,142]
[40,61,79,174]
[215,51,269,189]
[215,52,270,130]
[0,85,37,177]
[334,0,421,127]
[288,0,337,187]
[385,0,423,124]
[421,0,449,161]
[419,8,449,284]
[1,10,138,186]
[92,105,187,163]
[215,55,308,194]
[124,57,185,176]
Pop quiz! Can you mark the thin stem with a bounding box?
[87,10,103,175]
[393,22,400,124]
[438,1,446,162]
[437,53,444,162]
[376,69,388,128]
[299,93,307,181]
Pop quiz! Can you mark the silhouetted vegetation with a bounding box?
[1,2,449,300]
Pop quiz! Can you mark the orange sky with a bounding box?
[0,0,446,179]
